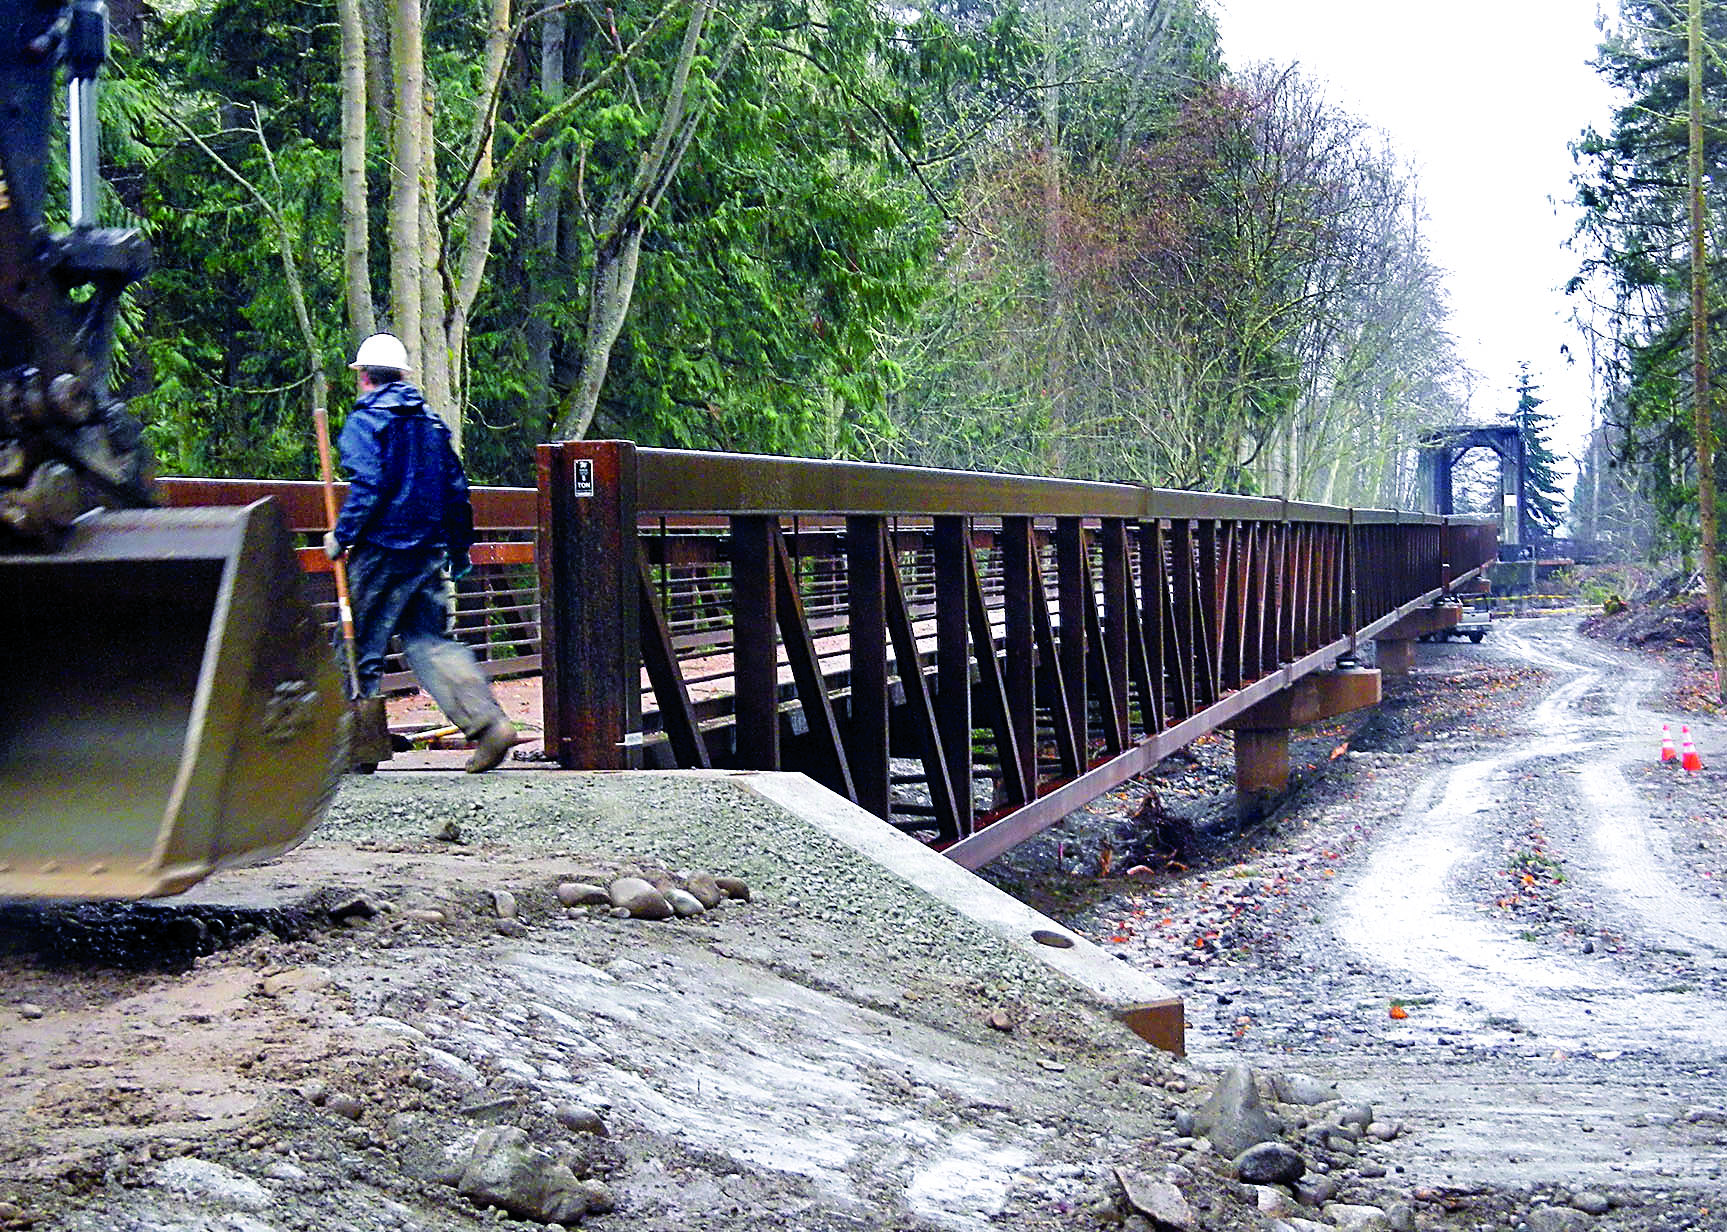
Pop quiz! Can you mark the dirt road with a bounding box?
[1039,616,1727,1214]
[5,614,1726,1232]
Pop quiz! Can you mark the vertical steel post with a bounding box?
[731,515,779,769]
[846,515,891,818]
[1055,518,1089,766]
[1101,518,1132,741]
[1002,516,1038,800]
[536,440,639,769]
[934,515,974,839]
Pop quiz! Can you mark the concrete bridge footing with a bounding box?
[1226,667,1383,817]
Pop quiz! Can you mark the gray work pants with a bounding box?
[346,545,505,737]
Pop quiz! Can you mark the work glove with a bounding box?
[323,531,345,561]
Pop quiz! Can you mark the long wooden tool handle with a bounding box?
[314,406,363,698]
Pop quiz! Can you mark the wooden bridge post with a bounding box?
[537,440,640,769]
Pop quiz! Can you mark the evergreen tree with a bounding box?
[1511,364,1566,541]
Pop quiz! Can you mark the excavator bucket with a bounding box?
[0,499,348,899]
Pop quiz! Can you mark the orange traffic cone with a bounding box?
[1661,724,1678,763]
[1681,726,1703,773]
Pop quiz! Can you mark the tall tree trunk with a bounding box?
[388,0,423,351]
[337,0,374,342]
[553,0,720,441]
[526,7,565,426]
[1688,0,1727,702]
[418,83,456,444]
[565,229,645,440]
[361,0,392,148]
[1040,0,1067,473]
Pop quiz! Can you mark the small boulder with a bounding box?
[1193,1065,1282,1157]
[555,882,609,908]
[1271,1073,1338,1106]
[577,1179,615,1214]
[665,888,706,918]
[453,1126,590,1225]
[1336,1101,1374,1131]
[1115,1168,1195,1232]
[607,877,673,920]
[683,873,727,909]
[1233,1141,1304,1186]
[554,1104,607,1136]
[1323,1203,1390,1231]
[1528,1207,1592,1232]
[327,896,377,923]
[714,876,752,901]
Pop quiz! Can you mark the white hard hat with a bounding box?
[349,333,411,372]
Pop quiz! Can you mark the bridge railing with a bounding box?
[157,477,539,694]
[538,442,1498,866]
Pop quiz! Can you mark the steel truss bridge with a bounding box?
[163,444,1497,871]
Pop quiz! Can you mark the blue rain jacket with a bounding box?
[334,381,474,560]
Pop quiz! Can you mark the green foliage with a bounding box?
[1571,0,1727,554]
[1512,365,1567,537]
[107,0,1468,497]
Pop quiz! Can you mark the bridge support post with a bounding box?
[1372,604,1462,677]
[537,440,640,769]
[1374,637,1415,676]
[1224,668,1381,817]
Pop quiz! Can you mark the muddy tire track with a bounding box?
[1167,619,1727,1193]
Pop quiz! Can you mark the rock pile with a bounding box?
[553,869,751,921]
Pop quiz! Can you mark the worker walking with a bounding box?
[323,333,521,773]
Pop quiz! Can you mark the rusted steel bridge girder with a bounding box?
[537,443,1500,869]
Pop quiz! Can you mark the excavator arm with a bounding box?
[0,0,347,899]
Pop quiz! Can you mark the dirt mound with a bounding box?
[1580,594,1711,651]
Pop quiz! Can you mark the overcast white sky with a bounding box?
[1211,1,1618,474]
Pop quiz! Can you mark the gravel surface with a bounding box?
[985,615,1727,1229]
[2,614,1724,1232]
